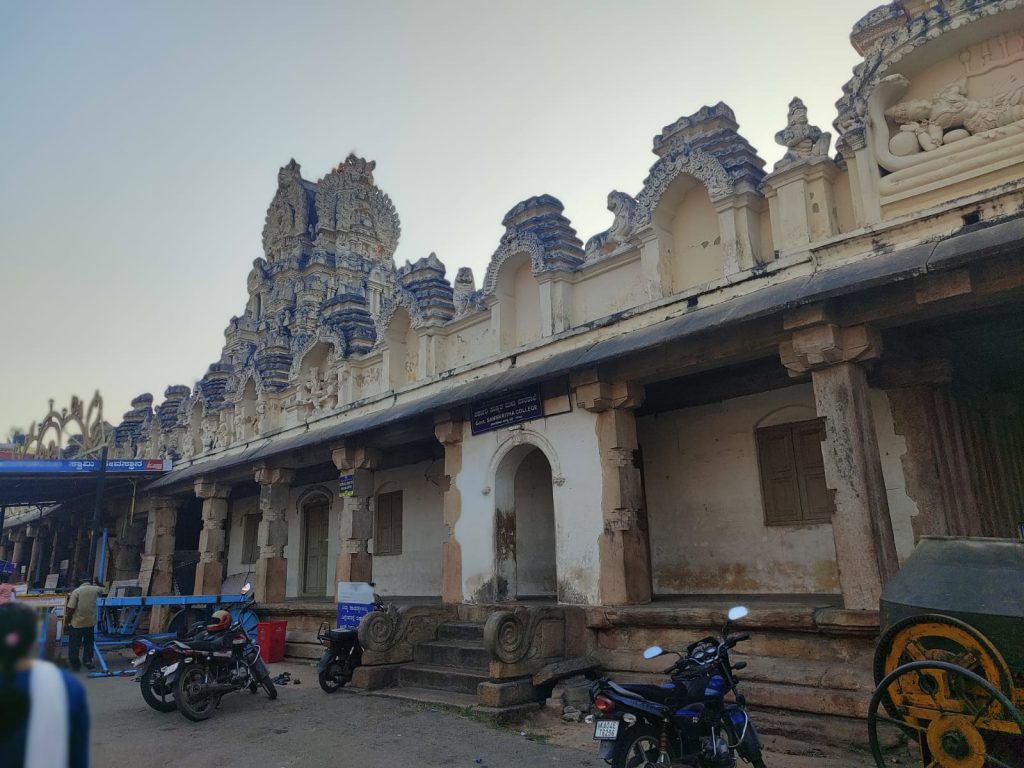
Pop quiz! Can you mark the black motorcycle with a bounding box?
[316,591,387,693]
[590,606,766,768]
[130,620,212,712]
[169,609,276,721]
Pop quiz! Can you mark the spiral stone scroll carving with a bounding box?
[484,607,565,665]
[357,605,402,652]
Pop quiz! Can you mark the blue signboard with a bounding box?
[0,458,171,474]
[338,474,354,498]
[470,386,544,435]
[0,561,15,576]
[336,602,374,630]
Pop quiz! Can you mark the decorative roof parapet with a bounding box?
[772,97,832,170]
[397,253,455,325]
[113,394,154,452]
[261,159,316,263]
[158,386,190,430]
[321,293,376,355]
[314,154,401,262]
[482,195,584,295]
[197,363,233,412]
[834,0,1024,148]
[453,267,486,316]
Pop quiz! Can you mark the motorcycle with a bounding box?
[129,584,260,713]
[168,606,277,722]
[316,589,387,693]
[589,606,766,768]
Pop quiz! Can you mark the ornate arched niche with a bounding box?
[384,307,419,390]
[294,340,339,417]
[491,250,541,352]
[237,377,259,439]
[651,173,725,293]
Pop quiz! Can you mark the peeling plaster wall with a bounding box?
[225,495,259,583]
[454,407,604,604]
[369,459,445,597]
[638,384,916,595]
[284,482,339,599]
[572,258,645,326]
[670,186,723,292]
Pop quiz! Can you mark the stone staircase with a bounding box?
[370,620,491,710]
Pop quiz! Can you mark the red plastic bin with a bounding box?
[256,620,287,663]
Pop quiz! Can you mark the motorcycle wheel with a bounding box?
[252,659,277,700]
[610,723,662,768]
[174,663,218,722]
[317,659,351,693]
[140,659,177,713]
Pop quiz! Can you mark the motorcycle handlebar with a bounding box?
[726,633,750,647]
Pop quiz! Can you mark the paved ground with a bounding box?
[85,660,604,768]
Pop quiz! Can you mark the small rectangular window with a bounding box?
[241,514,260,565]
[375,491,403,556]
[756,419,833,526]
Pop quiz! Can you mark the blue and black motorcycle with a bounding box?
[589,606,766,768]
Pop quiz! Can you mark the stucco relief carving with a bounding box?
[481,233,546,296]
[295,366,338,416]
[375,286,425,344]
[315,154,400,260]
[584,191,638,261]
[261,159,311,260]
[633,145,733,229]
[452,267,485,316]
[883,75,1024,159]
[834,0,1024,150]
[773,97,832,169]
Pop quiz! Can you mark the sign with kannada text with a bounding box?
[338,474,354,498]
[0,458,171,474]
[470,387,544,435]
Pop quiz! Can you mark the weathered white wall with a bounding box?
[572,257,645,326]
[669,185,723,292]
[225,494,259,582]
[455,406,604,604]
[369,459,445,597]
[512,448,557,596]
[638,384,917,595]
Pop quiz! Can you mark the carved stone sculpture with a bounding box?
[453,267,482,316]
[774,98,832,169]
[886,77,1024,157]
[584,191,637,260]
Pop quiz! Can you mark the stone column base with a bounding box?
[598,529,652,606]
[255,556,287,603]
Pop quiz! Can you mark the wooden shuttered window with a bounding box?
[756,419,833,525]
[375,491,404,556]
[241,514,260,564]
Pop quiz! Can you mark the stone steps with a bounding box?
[398,662,488,695]
[437,622,485,642]
[414,639,490,668]
[367,686,479,711]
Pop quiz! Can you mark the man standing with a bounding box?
[66,576,104,672]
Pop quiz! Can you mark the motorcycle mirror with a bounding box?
[727,606,748,622]
[241,582,252,595]
[643,646,664,660]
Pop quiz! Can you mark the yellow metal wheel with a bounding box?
[925,714,986,768]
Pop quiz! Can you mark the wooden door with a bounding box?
[302,502,329,596]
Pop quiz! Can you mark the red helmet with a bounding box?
[207,610,232,633]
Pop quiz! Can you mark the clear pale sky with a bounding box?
[0,0,873,436]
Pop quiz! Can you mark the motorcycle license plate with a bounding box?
[131,656,147,668]
[593,719,619,740]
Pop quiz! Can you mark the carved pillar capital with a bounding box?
[330,444,381,473]
[780,321,882,377]
[571,370,645,413]
[253,464,295,487]
[193,478,232,500]
[433,416,464,446]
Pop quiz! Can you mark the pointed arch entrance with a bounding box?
[494,443,556,600]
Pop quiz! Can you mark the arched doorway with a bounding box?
[300,493,330,597]
[494,444,556,600]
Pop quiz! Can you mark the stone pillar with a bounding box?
[11,531,27,578]
[69,521,88,581]
[573,371,652,606]
[112,513,146,582]
[253,465,294,603]
[193,479,232,595]
[780,310,899,610]
[434,416,465,604]
[331,446,379,586]
[47,523,63,577]
[139,496,182,631]
[26,525,42,588]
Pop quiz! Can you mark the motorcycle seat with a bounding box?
[325,628,358,641]
[610,681,679,705]
[186,638,227,652]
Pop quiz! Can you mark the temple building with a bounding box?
[5,0,1024,726]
